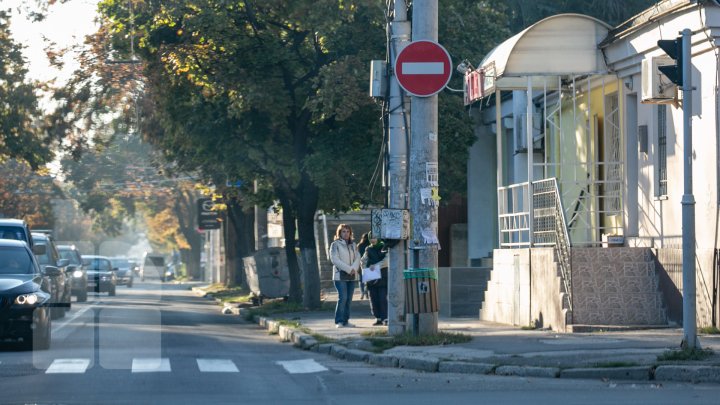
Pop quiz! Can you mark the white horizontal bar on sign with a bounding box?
[402,62,444,75]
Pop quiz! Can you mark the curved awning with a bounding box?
[478,14,612,92]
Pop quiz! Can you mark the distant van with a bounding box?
[141,253,165,281]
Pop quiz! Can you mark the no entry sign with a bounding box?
[394,40,452,97]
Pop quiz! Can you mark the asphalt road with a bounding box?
[1,281,719,404]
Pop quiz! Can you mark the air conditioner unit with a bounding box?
[641,57,676,104]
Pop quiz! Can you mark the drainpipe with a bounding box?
[527,76,534,246]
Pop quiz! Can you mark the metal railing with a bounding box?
[533,178,573,311]
[498,178,573,311]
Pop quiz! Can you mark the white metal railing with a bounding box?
[498,182,530,248]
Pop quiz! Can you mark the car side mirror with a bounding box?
[32,245,46,255]
[66,264,78,272]
[43,265,62,277]
[57,259,70,267]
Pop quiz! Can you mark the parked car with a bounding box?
[0,239,54,349]
[0,218,35,249]
[109,257,134,287]
[31,232,71,319]
[140,253,165,282]
[81,255,116,296]
[57,245,88,302]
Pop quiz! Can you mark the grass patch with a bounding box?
[361,330,389,338]
[243,300,307,321]
[700,326,720,334]
[365,331,472,352]
[197,284,253,303]
[276,319,302,329]
[657,347,714,362]
[593,361,638,368]
[521,325,537,330]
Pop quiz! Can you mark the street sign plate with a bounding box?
[394,40,452,97]
[197,197,221,230]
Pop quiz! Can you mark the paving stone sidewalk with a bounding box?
[195,287,720,384]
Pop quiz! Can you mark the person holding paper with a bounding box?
[361,233,388,326]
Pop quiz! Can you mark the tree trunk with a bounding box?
[297,175,321,309]
[174,187,203,280]
[226,196,254,288]
[278,193,303,304]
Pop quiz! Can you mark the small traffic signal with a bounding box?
[657,38,683,86]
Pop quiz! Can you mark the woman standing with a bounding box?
[329,224,360,328]
[361,233,389,325]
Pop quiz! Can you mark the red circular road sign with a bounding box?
[394,40,452,97]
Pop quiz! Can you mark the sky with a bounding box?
[7,0,99,83]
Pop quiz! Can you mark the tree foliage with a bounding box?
[0,159,62,227]
[0,10,53,168]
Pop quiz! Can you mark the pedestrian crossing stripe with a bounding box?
[131,358,171,373]
[32,358,328,374]
[46,359,90,374]
[276,359,328,374]
[196,359,239,372]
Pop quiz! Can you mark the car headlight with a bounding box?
[14,292,49,306]
[73,270,83,278]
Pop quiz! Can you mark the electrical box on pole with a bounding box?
[369,60,388,98]
[657,38,683,86]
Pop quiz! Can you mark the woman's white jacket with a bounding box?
[329,239,360,281]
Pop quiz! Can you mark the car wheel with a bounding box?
[127,278,133,288]
[77,288,87,302]
[109,286,116,296]
[50,306,63,320]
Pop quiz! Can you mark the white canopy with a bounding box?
[479,14,612,91]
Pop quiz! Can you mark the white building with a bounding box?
[464,0,720,331]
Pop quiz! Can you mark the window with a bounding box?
[657,105,668,197]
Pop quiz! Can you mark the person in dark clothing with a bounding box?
[361,233,388,325]
[357,232,370,300]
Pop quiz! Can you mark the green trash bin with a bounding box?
[403,268,439,314]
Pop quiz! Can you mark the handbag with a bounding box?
[339,270,355,281]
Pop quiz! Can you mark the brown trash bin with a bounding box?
[403,268,439,314]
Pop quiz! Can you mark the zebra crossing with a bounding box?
[30,357,327,374]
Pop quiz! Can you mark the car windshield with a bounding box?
[84,258,111,271]
[0,246,34,274]
[0,226,26,242]
[58,249,82,264]
[110,258,130,268]
[35,243,52,265]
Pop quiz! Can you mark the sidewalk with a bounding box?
[202,287,720,383]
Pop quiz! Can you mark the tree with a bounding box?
[96,0,387,308]
[0,159,62,227]
[0,10,53,168]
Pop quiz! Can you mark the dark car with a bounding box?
[57,245,88,302]
[0,239,55,349]
[109,257,134,287]
[0,218,35,249]
[81,255,116,296]
[31,233,71,319]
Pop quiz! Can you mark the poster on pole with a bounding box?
[371,209,410,240]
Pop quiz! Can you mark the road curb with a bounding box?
[237,309,720,384]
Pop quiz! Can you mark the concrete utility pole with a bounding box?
[387,0,411,336]
[408,0,439,334]
[680,28,698,350]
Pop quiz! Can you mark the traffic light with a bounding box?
[657,37,683,86]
